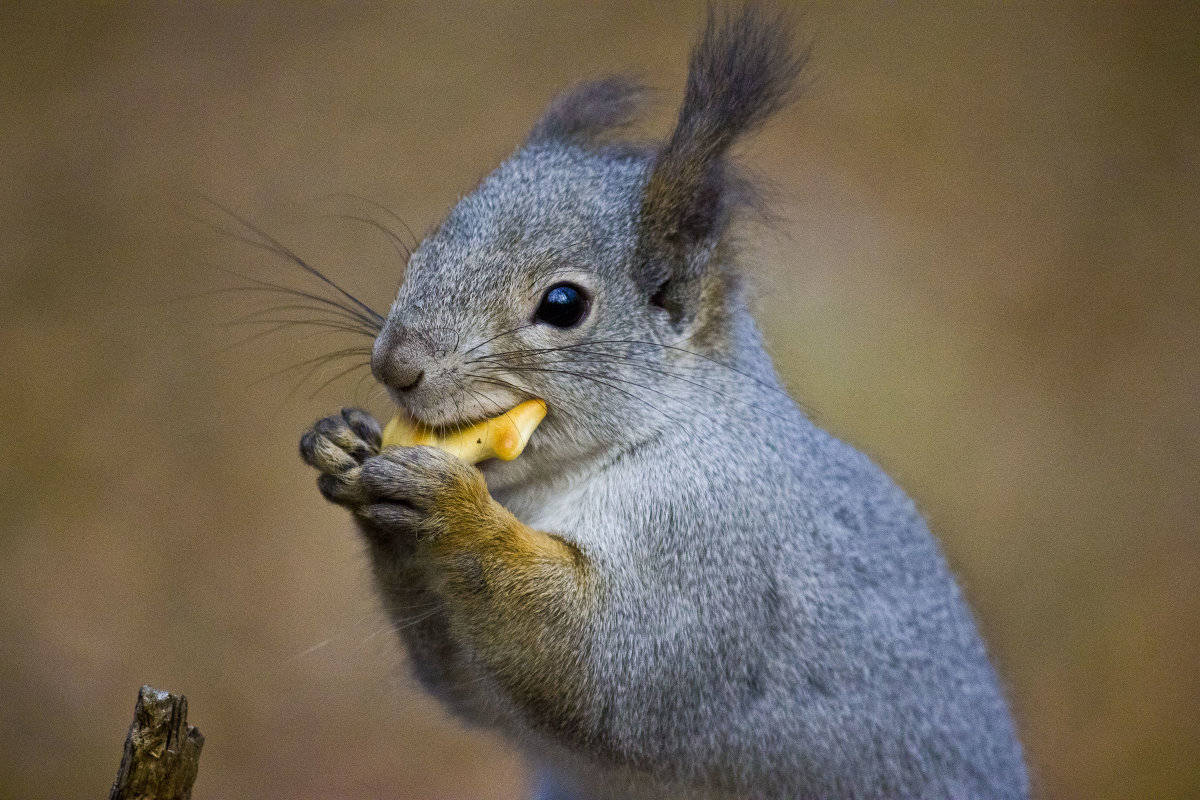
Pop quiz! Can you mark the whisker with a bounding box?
[353,370,384,407]
[308,361,372,398]
[483,364,690,424]
[490,350,788,423]
[277,356,369,409]
[249,347,373,388]
[377,599,444,615]
[203,197,386,325]
[461,383,510,420]
[225,316,377,339]
[217,270,383,333]
[292,638,334,659]
[389,606,445,633]
[462,373,593,430]
[463,322,536,357]
[325,192,421,254]
[475,336,801,420]
[214,321,375,357]
[325,211,412,263]
[462,373,531,399]
[479,337,788,398]
[472,332,792,422]
[357,606,444,648]
[222,305,379,331]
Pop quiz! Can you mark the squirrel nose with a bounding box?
[372,326,426,392]
[372,351,424,392]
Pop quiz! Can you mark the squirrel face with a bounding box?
[372,142,668,473]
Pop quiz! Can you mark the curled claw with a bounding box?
[300,408,381,476]
[317,466,366,507]
[339,407,382,450]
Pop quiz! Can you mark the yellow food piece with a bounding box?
[381,399,547,464]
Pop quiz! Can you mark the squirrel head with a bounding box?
[372,8,806,476]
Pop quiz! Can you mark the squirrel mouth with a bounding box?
[381,399,548,464]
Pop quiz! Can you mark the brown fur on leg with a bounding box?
[355,445,601,741]
[427,471,599,741]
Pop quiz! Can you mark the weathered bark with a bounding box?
[109,685,204,800]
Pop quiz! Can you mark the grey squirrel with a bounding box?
[299,7,1029,799]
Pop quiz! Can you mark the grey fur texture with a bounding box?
[302,7,1028,798]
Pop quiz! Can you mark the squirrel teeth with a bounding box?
[380,399,547,464]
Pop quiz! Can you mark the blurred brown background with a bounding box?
[2,2,1197,798]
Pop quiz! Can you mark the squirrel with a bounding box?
[299,7,1029,799]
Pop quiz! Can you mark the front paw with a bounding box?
[356,445,489,538]
[299,408,382,508]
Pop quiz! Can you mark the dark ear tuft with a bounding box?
[637,5,808,308]
[527,76,648,147]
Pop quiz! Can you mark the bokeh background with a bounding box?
[2,3,1197,798]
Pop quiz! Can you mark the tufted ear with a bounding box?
[526,75,648,148]
[636,5,807,323]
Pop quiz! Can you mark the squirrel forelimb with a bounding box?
[355,443,597,729]
[301,415,596,733]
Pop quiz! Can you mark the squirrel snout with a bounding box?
[372,327,426,392]
[372,350,424,392]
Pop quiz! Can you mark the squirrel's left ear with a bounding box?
[637,6,807,325]
[526,76,647,148]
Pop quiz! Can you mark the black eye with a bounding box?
[534,283,589,328]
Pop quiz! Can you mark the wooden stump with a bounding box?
[109,686,205,800]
